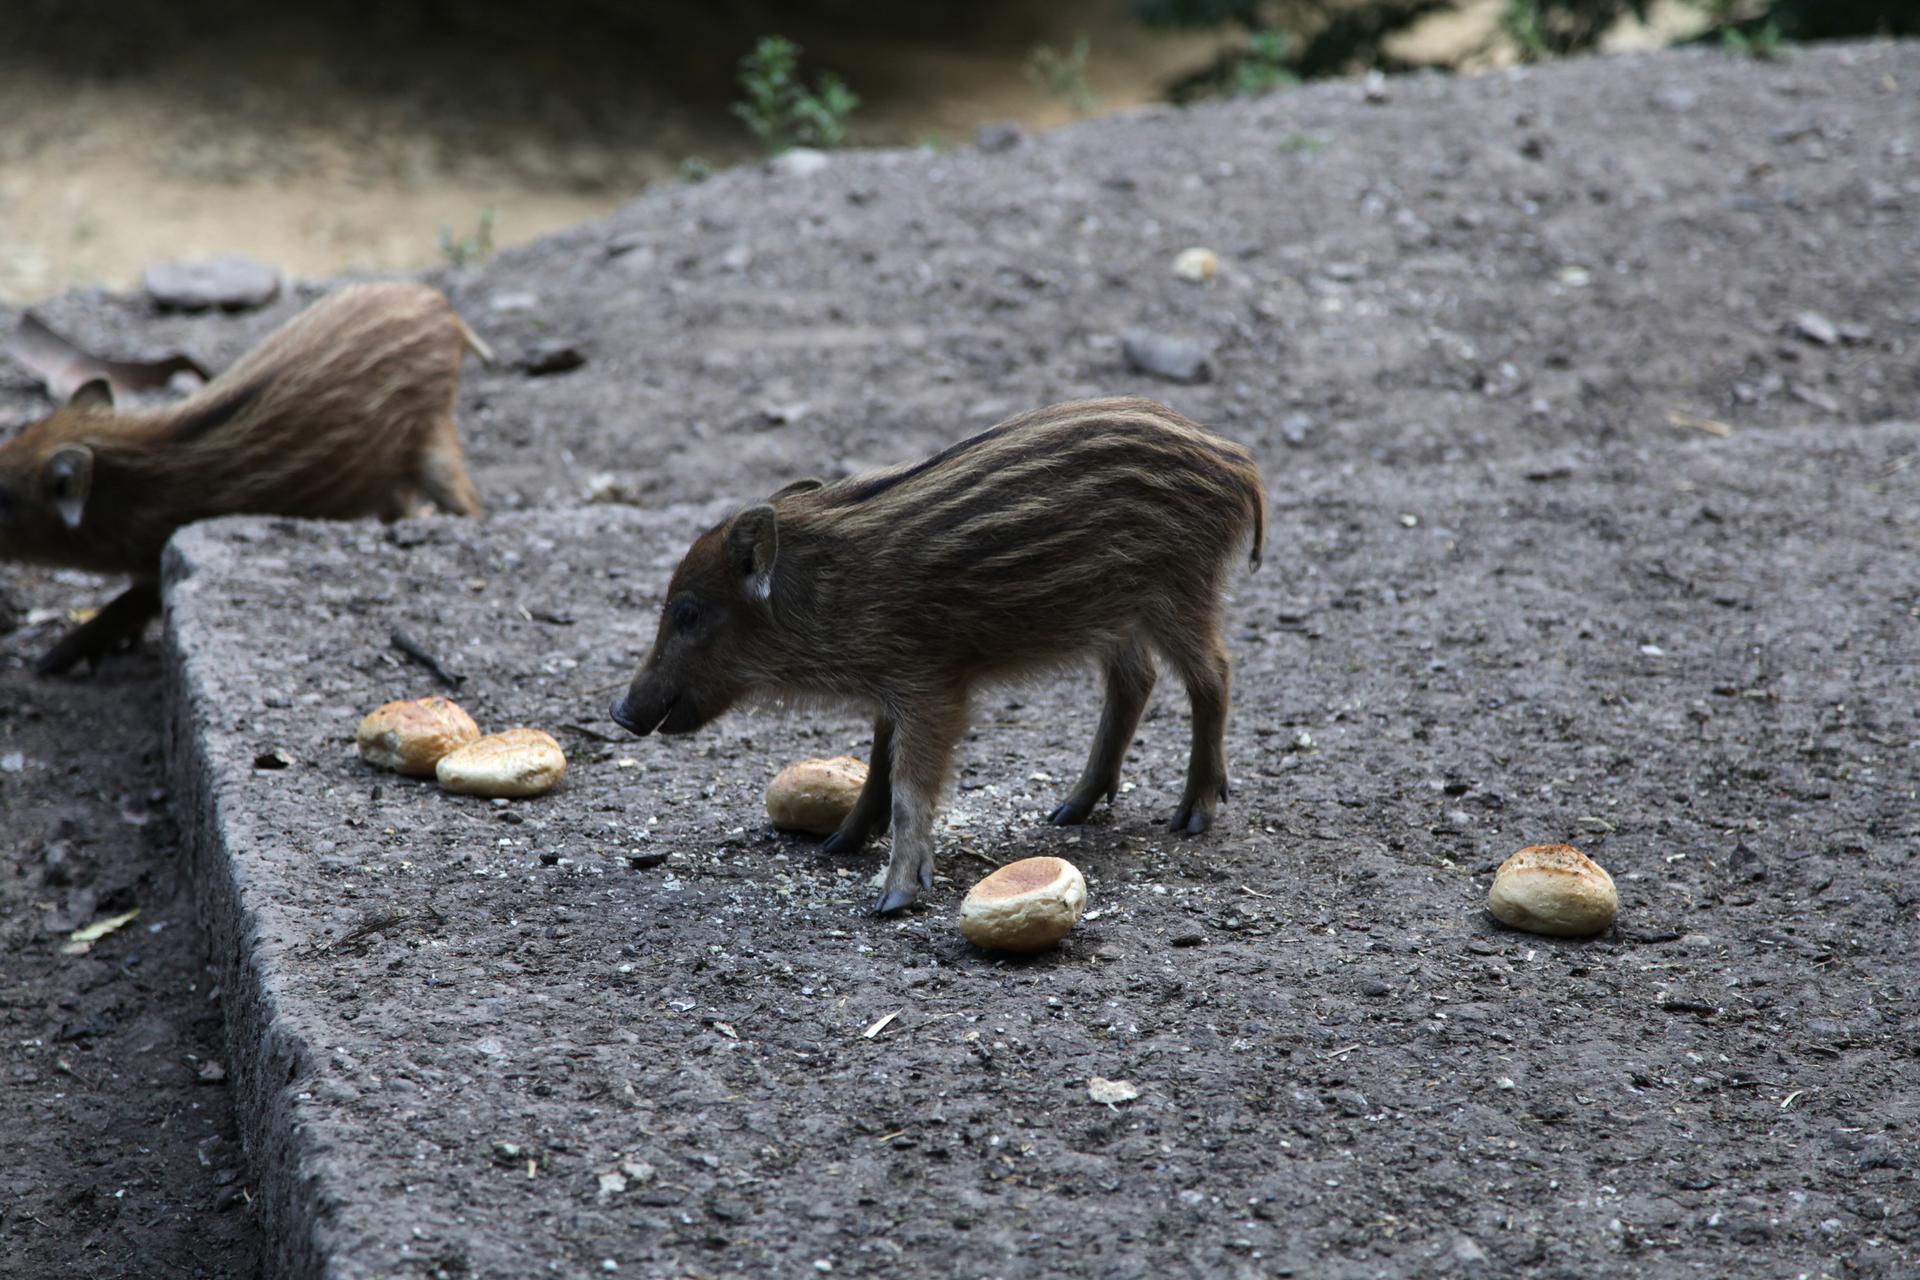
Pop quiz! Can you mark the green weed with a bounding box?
[1026,37,1099,116]
[437,208,495,268]
[732,35,860,153]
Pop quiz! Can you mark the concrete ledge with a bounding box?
[160,420,1918,1277]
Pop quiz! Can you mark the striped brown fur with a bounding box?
[0,281,487,673]
[610,396,1266,913]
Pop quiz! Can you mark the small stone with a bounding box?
[1450,1234,1490,1267]
[1330,1089,1370,1117]
[1359,978,1390,997]
[1087,1076,1139,1105]
[1789,310,1835,345]
[1790,382,1839,414]
[1728,841,1767,881]
[488,291,539,314]
[520,341,587,376]
[1792,311,1839,346]
[973,121,1025,152]
[761,400,811,426]
[1172,247,1219,283]
[1122,330,1212,384]
[1279,412,1317,447]
[771,148,830,178]
[143,255,282,311]
[1488,844,1618,937]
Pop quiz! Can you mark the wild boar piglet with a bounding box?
[610,396,1266,913]
[0,282,487,673]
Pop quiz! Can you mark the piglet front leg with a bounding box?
[872,692,964,914]
[36,580,162,676]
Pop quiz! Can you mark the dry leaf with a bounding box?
[1666,409,1733,438]
[8,314,210,403]
[61,907,140,955]
[1088,1076,1140,1105]
[712,1021,738,1039]
[862,1010,900,1039]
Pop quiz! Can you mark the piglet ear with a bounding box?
[42,444,95,530]
[768,477,823,500]
[68,379,114,412]
[724,503,778,601]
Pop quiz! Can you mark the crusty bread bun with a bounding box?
[356,696,480,777]
[765,756,868,835]
[435,728,567,798]
[959,857,1087,952]
[1488,843,1617,937]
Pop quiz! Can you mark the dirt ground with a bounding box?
[2,36,1918,1279]
[0,0,1702,305]
[0,1,1235,305]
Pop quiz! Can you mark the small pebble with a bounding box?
[771,148,830,178]
[1122,330,1212,384]
[1793,311,1839,346]
[973,121,1025,152]
[143,255,282,310]
[520,341,587,376]
[1172,246,1219,283]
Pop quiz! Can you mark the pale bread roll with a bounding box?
[435,728,567,798]
[959,857,1087,952]
[356,697,480,777]
[1488,843,1617,937]
[766,756,868,835]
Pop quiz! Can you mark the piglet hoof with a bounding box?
[873,885,920,914]
[821,827,867,856]
[1047,799,1093,826]
[1168,805,1213,836]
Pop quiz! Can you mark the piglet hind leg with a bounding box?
[823,715,894,855]
[35,580,163,676]
[1050,633,1156,825]
[1156,622,1233,836]
[873,694,965,914]
[417,419,485,517]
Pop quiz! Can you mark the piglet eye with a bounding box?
[670,597,702,630]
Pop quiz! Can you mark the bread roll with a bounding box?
[1488,843,1617,937]
[356,697,480,777]
[959,857,1087,952]
[435,728,567,798]
[766,756,868,835]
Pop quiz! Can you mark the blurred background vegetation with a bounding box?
[2,0,1912,301]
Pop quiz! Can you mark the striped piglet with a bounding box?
[610,396,1266,912]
